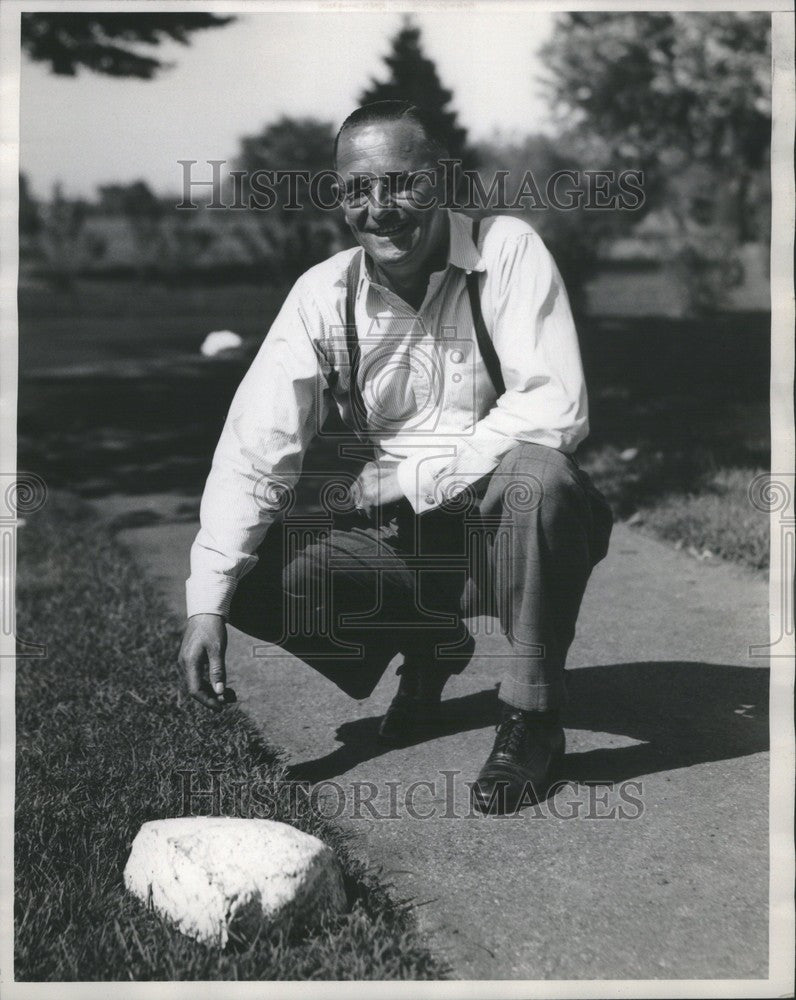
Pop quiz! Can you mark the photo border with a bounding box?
[1,2,793,997]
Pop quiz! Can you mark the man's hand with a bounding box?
[352,461,404,518]
[178,613,231,712]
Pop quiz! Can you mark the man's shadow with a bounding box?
[287,661,769,784]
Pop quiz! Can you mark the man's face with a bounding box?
[336,119,447,278]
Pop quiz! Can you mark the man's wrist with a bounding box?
[396,453,450,514]
[186,573,238,620]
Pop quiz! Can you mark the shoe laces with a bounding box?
[493,713,528,758]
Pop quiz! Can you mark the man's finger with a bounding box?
[208,647,226,697]
[190,686,223,712]
[350,479,373,518]
[186,654,223,712]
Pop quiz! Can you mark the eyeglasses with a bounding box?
[336,169,438,208]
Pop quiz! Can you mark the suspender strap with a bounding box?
[344,249,368,435]
[343,220,505,438]
[466,217,505,397]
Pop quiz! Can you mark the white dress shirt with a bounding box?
[186,211,588,618]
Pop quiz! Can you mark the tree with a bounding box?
[19,174,40,236]
[540,12,771,309]
[475,133,617,315]
[21,13,234,78]
[97,181,163,219]
[540,12,770,239]
[236,118,336,200]
[359,18,475,165]
[95,181,165,278]
[234,118,347,279]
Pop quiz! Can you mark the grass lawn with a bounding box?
[14,493,446,981]
[580,450,769,570]
[18,278,286,370]
[576,312,770,570]
[625,467,768,570]
[17,280,770,571]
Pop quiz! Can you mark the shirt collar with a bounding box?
[447,209,486,274]
[358,209,486,292]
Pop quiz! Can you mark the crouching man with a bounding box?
[178,101,613,814]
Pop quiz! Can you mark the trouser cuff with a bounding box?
[498,675,567,713]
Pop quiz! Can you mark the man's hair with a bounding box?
[333,100,449,163]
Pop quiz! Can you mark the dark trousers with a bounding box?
[229,442,613,711]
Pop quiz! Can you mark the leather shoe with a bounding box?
[378,629,474,744]
[471,704,565,814]
[377,660,452,745]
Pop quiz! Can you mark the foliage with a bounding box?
[21,13,235,78]
[359,18,475,165]
[631,468,769,570]
[235,117,337,210]
[473,133,621,314]
[540,12,771,311]
[19,174,41,236]
[540,12,770,204]
[575,308,769,571]
[97,181,164,219]
[234,117,349,279]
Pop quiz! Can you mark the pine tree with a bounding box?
[22,13,234,78]
[359,19,474,164]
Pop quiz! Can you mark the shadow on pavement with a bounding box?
[287,661,768,784]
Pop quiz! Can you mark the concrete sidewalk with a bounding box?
[100,493,770,980]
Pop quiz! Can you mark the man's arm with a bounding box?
[396,227,588,511]
[187,278,329,617]
[180,277,329,708]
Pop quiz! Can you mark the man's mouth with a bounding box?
[371,220,414,239]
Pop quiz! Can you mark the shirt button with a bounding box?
[424,494,434,505]
[465,269,472,275]
[450,350,464,363]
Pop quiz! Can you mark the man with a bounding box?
[178,101,613,814]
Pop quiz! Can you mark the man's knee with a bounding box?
[281,548,328,604]
[493,443,582,518]
[496,441,572,475]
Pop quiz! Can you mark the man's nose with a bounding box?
[367,178,399,218]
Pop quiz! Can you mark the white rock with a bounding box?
[200,330,243,357]
[124,817,345,946]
